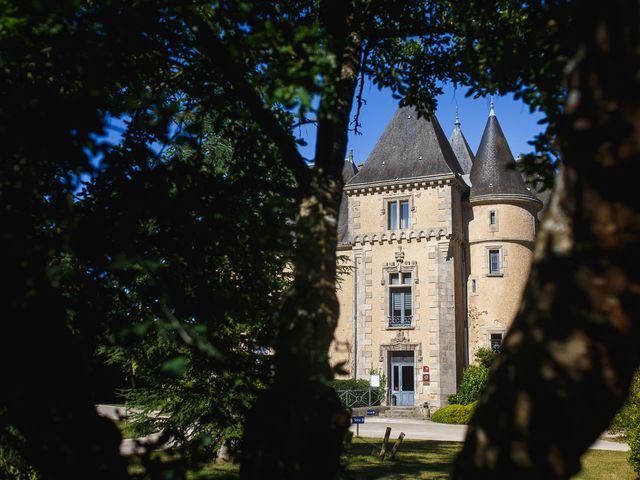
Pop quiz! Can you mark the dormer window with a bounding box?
[388,199,409,230]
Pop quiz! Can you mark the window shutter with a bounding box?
[403,290,412,314]
[392,291,402,314]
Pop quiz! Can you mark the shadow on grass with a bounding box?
[345,438,462,479]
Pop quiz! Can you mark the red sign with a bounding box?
[422,366,429,373]
[422,374,430,382]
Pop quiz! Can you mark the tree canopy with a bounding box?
[3,1,639,479]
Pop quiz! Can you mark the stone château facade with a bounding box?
[331,103,544,411]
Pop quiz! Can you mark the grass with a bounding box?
[574,449,636,480]
[346,437,460,479]
[125,437,637,479]
[346,438,636,480]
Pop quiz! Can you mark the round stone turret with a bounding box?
[465,105,541,361]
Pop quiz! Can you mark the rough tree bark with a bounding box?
[453,2,640,479]
[239,8,362,480]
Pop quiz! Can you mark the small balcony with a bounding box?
[388,315,412,328]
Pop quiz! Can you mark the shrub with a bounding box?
[448,366,488,405]
[609,370,640,437]
[629,423,640,475]
[431,402,477,425]
[474,348,497,368]
[330,378,371,391]
[610,369,640,474]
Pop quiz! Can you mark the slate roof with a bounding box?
[338,158,359,244]
[448,115,474,174]
[348,106,463,185]
[470,111,541,207]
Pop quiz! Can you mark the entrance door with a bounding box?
[390,351,415,406]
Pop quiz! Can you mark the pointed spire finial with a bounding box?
[489,96,496,117]
[455,107,460,127]
[348,149,354,163]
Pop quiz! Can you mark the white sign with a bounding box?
[370,374,380,387]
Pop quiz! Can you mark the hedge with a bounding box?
[431,401,477,425]
[330,378,371,391]
[448,366,488,405]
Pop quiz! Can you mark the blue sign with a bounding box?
[351,416,365,424]
[366,409,376,416]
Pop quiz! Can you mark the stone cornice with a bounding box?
[351,228,463,246]
[345,173,468,196]
[470,193,543,211]
[469,238,535,249]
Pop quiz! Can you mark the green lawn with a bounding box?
[126,437,636,479]
[346,438,636,480]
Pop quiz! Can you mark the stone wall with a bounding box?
[466,202,537,360]
[332,178,467,411]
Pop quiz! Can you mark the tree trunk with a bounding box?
[453,2,640,478]
[240,23,362,479]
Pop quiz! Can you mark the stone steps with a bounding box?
[380,407,422,419]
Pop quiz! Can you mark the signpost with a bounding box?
[351,415,365,436]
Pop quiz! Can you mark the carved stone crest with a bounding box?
[395,247,405,264]
[391,330,408,345]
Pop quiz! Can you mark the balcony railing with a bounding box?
[388,315,412,327]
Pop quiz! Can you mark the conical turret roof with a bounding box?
[448,112,474,174]
[342,152,358,180]
[338,154,358,244]
[470,108,541,208]
[348,106,463,185]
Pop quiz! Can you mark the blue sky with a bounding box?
[295,81,546,165]
[99,81,546,170]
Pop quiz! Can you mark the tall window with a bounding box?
[489,211,496,225]
[489,249,501,274]
[388,200,409,230]
[389,272,412,327]
[491,333,503,353]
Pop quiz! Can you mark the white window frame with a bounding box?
[388,272,413,327]
[486,247,504,276]
[488,209,499,231]
[386,198,411,230]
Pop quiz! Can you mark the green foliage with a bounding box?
[331,378,371,391]
[609,370,640,437]
[0,0,574,476]
[431,402,477,425]
[0,413,38,480]
[474,348,497,369]
[80,116,296,463]
[448,349,498,405]
[446,1,571,191]
[449,366,489,406]
[629,424,640,475]
[607,369,640,473]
